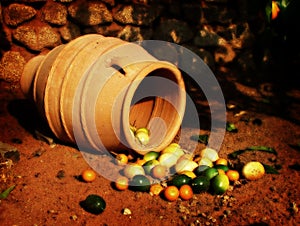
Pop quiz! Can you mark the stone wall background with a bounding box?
[0,0,270,91]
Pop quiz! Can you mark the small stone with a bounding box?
[47,209,57,214]
[34,130,56,148]
[230,23,255,48]
[56,170,65,179]
[269,186,276,192]
[42,2,67,25]
[59,22,81,42]
[113,4,161,26]
[0,141,20,162]
[68,1,112,26]
[117,25,153,42]
[291,202,299,214]
[0,51,26,83]
[224,209,231,216]
[201,212,207,218]
[214,42,236,64]
[3,3,36,26]
[153,19,193,44]
[123,208,132,215]
[0,158,13,170]
[194,27,223,47]
[32,148,46,157]
[70,214,78,220]
[12,23,61,51]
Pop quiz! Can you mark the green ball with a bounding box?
[81,194,106,215]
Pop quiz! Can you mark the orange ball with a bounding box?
[215,158,228,166]
[115,176,129,191]
[179,184,194,201]
[226,169,240,182]
[164,186,179,202]
[81,169,97,182]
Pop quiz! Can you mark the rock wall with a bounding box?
[0,0,267,91]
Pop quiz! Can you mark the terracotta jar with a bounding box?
[21,34,186,155]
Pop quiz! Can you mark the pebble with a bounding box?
[3,3,36,27]
[59,22,81,42]
[153,19,194,44]
[42,2,68,25]
[68,1,112,26]
[113,4,160,26]
[0,141,20,163]
[56,170,65,179]
[117,25,153,42]
[123,208,132,215]
[12,24,61,51]
[0,51,26,83]
[70,214,78,220]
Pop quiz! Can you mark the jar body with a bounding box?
[21,34,186,155]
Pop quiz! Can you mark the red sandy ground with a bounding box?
[0,65,300,226]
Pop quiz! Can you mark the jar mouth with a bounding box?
[123,63,186,155]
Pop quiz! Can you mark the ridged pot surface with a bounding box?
[21,34,186,155]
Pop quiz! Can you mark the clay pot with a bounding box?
[21,34,186,155]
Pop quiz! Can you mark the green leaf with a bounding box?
[0,185,15,199]
[263,164,280,174]
[246,146,277,155]
[281,0,290,8]
[228,150,246,159]
[190,134,209,144]
[228,146,277,159]
[226,122,238,133]
[265,4,272,23]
